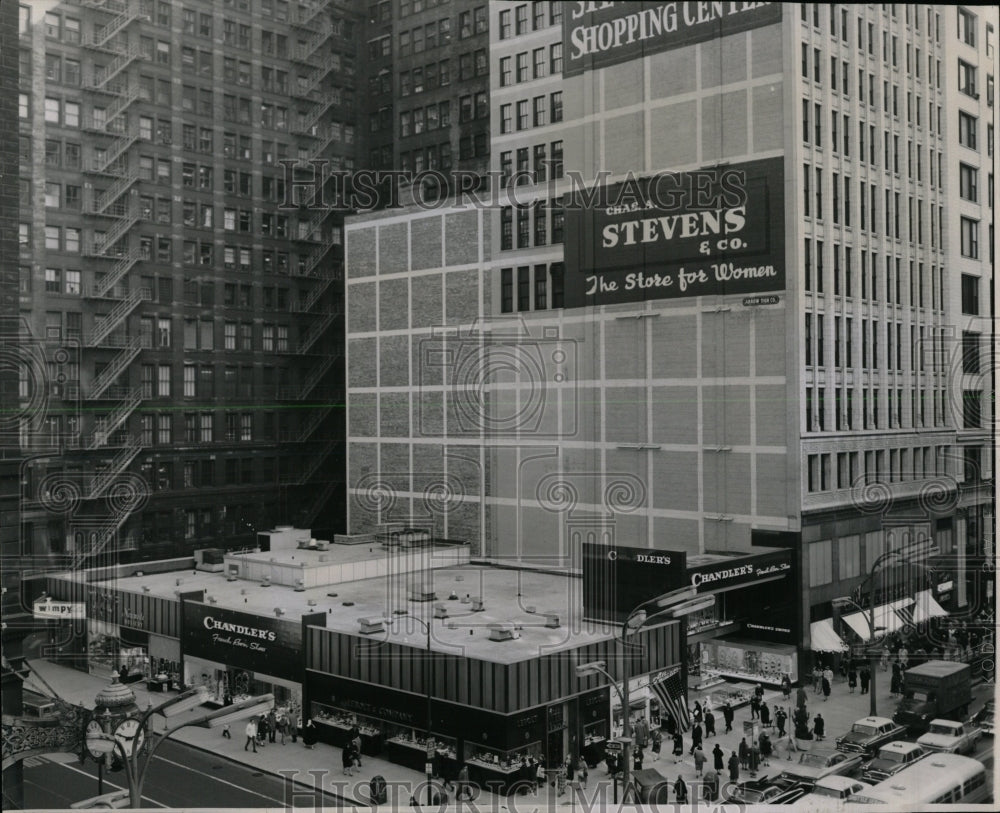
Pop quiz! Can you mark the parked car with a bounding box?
[861,741,928,782]
[916,719,982,755]
[774,747,865,786]
[798,775,874,803]
[835,716,907,757]
[723,778,809,804]
[972,700,994,736]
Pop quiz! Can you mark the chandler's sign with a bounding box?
[182,603,301,680]
[687,550,792,591]
[564,158,784,307]
[583,543,687,623]
[563,1,781,77]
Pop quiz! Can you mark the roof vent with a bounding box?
[141,586,151,594]
[434,603,449,619]
[274,608,285,617]
[524,606,536,614]
[543,611,561,629]
[294,579,306,592]
[307,599,317,606]
[261,576,271,587]
[472,597,484,612]
[488,623,520,642]
[359,617,386,634]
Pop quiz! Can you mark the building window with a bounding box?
[963,390,982,428]
[959,111,977,149]
[157,364,171,397]
[500,268,513,313]
[809,540,832,585]
[958,7,977,46]
[960,163,978,201]
[958,60,977,97]
[960,217,979,259]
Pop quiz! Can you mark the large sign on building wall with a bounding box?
[583,542,687,623]
[563,157,784,308]
[563,1,782,77]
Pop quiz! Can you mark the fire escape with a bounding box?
[285,0,350,527]
[76,0,146,559]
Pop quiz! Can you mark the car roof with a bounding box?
[879,740,921,753]
[925,718,961,727]
[854,716,895,726]
[814,775,867,790]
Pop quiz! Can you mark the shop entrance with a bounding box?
[546,703,567,768]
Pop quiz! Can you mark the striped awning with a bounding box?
[909,590,949,624]
[841,598,914,641]
[810,618,849,652]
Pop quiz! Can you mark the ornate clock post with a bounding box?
[86,676,140,793]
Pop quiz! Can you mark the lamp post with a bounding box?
[85,678,274,808]
[577,586,716,803]
[832,541,938,716]
[387,613,434,807]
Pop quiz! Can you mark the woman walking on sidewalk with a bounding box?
[244,718,258,753]
[713,743,724,772]
[821,674,831,701]
[303,719,318,749]
[728,752,740,784]
[651,728,662,761]
[672,731,684,764]
[704,709,716,738]
[848,663,858,694]
[759,702,771,729]
[693,746,706,776]
[722,702,734,733]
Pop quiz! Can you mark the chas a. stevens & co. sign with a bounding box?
[563,157,785,308]
[562,2,782,77]
[182,602,301,680]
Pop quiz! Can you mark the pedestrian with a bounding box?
[578,761,588,790]
[352,734,363,768]
[760,701,771,729]
[222,723,231,739]
[672,731,683,763]
[822,666,834,690]
[813,713,825,741]
[738,738,748,769]
[898,646,909,668]
[343,744,357,776]
[664,712,677,737]
[749,744,760,777]
[728,752,740,783]
[689,722,703,754]
[703,769,718,802]
[276,711,287,745]
[291,708,300,743]
[693,745,706,776]
[754,683,764,701]
[693,701,703,725]
[651,728,662,761]
[759,733,772,767]
[704,709,716,737]
[268,709,277,743]
[775,707,787,738]
[821,675,831,701]
[713,742,724,771]
[797,685,808,711]
[673,775,688,803]
[880,646,890,671]
[244,718,258,753]
[890,670,902,696]
[848,664,858,693]
[813,665,823,693]
[859,666,870,695]
[781,674,791,700]
[750,693,760,720]
[302,718,317,749]
[722,702,734,733]
[536,758,547,791]
[632,747,643,772]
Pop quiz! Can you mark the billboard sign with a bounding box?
[583,542,687,623]
[563,157,784,308]
[563,1,782,78]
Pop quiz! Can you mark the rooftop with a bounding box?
[92,558,631,664]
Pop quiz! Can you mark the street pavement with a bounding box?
[22,658,996,809]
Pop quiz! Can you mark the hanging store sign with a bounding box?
[563,2,782,78]
[687,549,792,591]
[583,543,687,623]
[33,599,85,619]
[563,158,784,308]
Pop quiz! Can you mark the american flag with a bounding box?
[650,667,690,732]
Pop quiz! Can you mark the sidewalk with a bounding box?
[25,658,994,808]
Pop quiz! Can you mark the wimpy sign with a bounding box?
[563,1,782,76]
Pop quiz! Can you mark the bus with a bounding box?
[846,752,990,805]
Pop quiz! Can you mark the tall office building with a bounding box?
[345,3,995,683]
[16,0,356,565]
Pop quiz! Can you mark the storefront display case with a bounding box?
[465,741,541,794]
[311,703,383,754]
[699,638,798,686]
[581,719,608,768]
[384,726,457,774]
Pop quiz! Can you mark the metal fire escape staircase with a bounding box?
[81,1,140,50]
[85,337,142,399]
[85,436,142,500]
[85,287,151,348]
[88,389,142,449]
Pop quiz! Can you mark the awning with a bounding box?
[910,590,949,624]
[810,618,849,652]
[841,598,914,641]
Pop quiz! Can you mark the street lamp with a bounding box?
[832,541,939,716]
[576,587,716,803]
[386,612,435,807]
[85,682,274,808]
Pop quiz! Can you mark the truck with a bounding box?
[892,660,971,734]
[916,719,982,755]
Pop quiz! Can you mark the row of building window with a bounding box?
[800,4,942,48]
[805,315,982,379]
[137,412,255,447]
[806,445,987,505]
[499,43,563,86]
[500,264,565,313]
[804,384,982,434]
[498,3,562,39]
[499,93,563,133]
[499,200,565,251]
[499,141,564,186]
[398,59,453,97]
[802,241,956,311]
